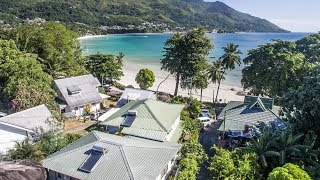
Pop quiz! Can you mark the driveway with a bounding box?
[198,121,222,180]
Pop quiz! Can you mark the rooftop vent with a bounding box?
[121,110,137,127]
[67,86,81,95]
[79,145,107,173]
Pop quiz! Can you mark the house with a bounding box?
[217,95,285,132]
[53,74,104,116]
[0,105,53,155]
[101,99,184,142]
[43,131,182,180]
[117,88,156,107]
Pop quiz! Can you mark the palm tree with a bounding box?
[275,132,305,165]
[242,128,280,168]
[208,60,225,102]
[116,52,125,64]
[220,43,242,70]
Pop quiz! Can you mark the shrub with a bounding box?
[208,146,261,180]
[267,163,311,180]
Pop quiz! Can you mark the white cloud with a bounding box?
[270,19,320,32]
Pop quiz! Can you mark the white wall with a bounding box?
[156,155,178,180]
[65,102,101,117]
[0,124,27,155]
[165,116,181,142]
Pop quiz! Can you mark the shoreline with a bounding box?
[119,61,245,102]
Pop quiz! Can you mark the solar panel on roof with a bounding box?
[121,114,136,127]
[79,147,105,173]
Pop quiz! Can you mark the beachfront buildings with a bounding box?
[53,74,105,117]
[117,88,156,107]
[0,105,53,155]
[217,95,285,132]
[101,99,184,142]
[43,131,181,180]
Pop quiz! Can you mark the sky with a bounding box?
[205,0,320,32]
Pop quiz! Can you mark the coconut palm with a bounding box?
[208,60,225,102]
[220,43,242,70]
[116,52,125,64]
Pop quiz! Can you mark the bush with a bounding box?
[126,85,134,88]
[267,163,311,180]
[208,146,261,180]
[114,82,126,90]
[186,98,201,119]
[135,68,155,89]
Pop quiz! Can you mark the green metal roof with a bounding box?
[217,96,282,131]
[43,131,181,180]
[101,99,184,141]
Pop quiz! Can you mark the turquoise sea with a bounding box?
[80,32,313,86]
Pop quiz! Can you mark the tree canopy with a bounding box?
[161,27,213,96]
[135,68,155,89]
[0,40,55,110]
[13,22,87,78]
[242,40,305,97]
[85,53,124,83]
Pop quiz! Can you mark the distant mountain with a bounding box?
[0,0,288,33]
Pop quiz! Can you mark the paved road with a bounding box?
[197,121,222,180]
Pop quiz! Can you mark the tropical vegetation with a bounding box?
[85,53,124,84]
[267,163,311,180]
[161,27,213,96]
[135,68,155,90]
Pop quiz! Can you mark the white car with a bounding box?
[197,117,211,127]
[0,112,7,117]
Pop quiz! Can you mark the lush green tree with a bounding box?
[85,54,124,83]
[14,22,87,78]
[6,140,45,162]
[192,59,210,101]
[209,146,261,180]
[181,117,201,142]
[267,163,311,180]
[6,132,82,162]
[220,43,242,70]
[180,142,207,164]
[135,68,155,89]
[242,40,305,96]
[281,66,320,148]
[161,28,213,96]
[296,32,320,63]
[186,98,201,119]
[177,153,199,180]
[208,60,226,102]
[0,40,54,107]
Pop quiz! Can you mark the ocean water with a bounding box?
[80,32,313,86]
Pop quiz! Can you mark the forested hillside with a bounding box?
[0,0,288,34]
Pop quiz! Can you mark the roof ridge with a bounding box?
[144,102,168,132]
[118,145,135,180]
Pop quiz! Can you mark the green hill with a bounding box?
[0,0,288,33]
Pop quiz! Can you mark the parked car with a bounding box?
[197,117,211,127]
[0,112,7,117]
[200,109,212,118]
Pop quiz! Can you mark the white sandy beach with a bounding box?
[119,61,246,103]
[77,35,108,40]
